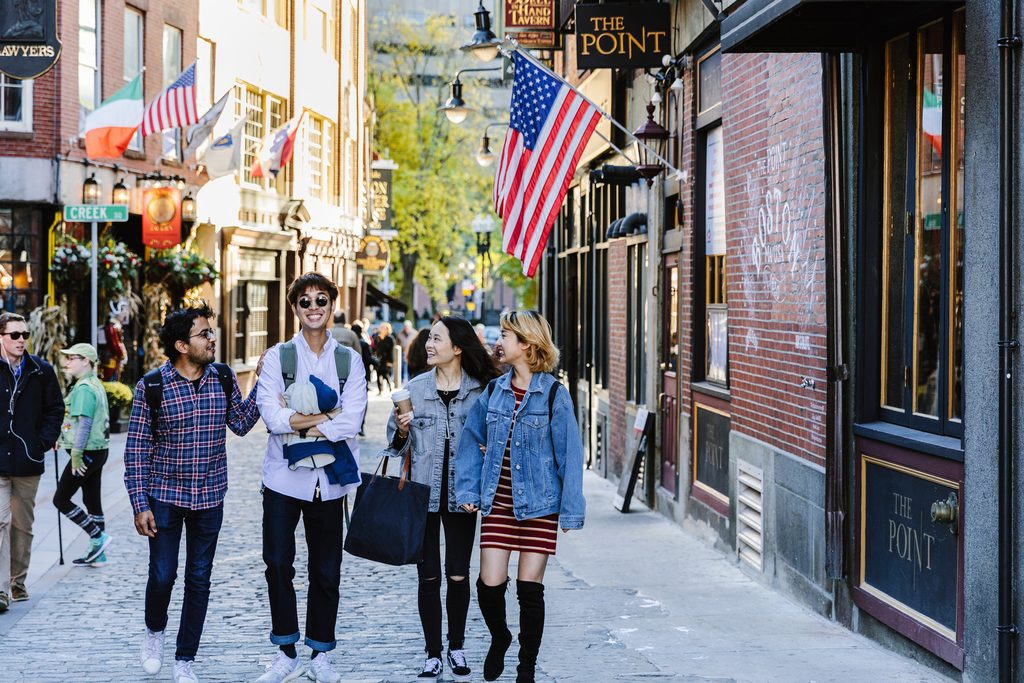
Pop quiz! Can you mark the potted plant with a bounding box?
[103,380,134,434]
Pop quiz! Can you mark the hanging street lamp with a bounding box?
[82,173,101,204]
[475,122,507,167]
[632,103,670,185]
[439,66,502,124]
[112,178,130,205]
[461,1,502,62]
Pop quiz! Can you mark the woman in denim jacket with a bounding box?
[384,316,499,681]
[455,310,586,683]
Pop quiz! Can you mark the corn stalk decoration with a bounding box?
[27,298,68,391]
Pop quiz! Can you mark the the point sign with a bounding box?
[63,204,129,223]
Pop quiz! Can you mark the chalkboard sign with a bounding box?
[694,405,729,501]
[860,457,959,635]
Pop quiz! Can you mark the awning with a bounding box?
[721,0,963,53]
[365,282,408,313]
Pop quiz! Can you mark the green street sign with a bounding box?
[63,204,129,223]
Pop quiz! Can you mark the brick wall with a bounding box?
[721,52,828,465]
[608,238,628,476]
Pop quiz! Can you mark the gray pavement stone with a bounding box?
[0,392,949,682]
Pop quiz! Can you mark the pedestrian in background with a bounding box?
[406,328,431,379]
[374,322,395,394]
[124,303,262,683]
[0,312,64,613]
[396,319,416,381]
[385,316,499,681]
[53,343,112,568]
[455,310,586,683]
[351,323,375,436]
[330,311,360,353]
[254,273,366,683]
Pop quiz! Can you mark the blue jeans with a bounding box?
[262,487,345,652]
[144,497,224,661]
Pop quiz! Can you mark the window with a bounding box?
[196,38,215,114]
[0,76,32,133]
[0,208,41,312]
[627,243,647,402]
[79,0,100,129]
[307,3,328,51]
[239,0,288,27]
[306,115,324,198]
[879,10,965,435]
[235,83,287,191]
[695,45,727,387]
[124,8,144,151]
[162,25,183,160]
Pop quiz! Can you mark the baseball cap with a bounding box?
[59,343,99,364]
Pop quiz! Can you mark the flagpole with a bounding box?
[500,38,681,176]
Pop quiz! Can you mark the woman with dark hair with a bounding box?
[405,328,431,379]
[383,316,499,681]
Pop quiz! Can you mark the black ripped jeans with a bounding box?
[417,507,477,658]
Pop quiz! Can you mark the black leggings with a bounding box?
[417,508,477,657]
[53,449,108,537]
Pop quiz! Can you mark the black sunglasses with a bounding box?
[2,331,29,340]
[298,294,330,309]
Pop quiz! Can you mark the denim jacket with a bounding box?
[454,370,586,529]
[383,368,483,513]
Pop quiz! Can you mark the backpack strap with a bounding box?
[211,362,234,412]
[334,345,351,393]
[547,379,559,419]
[143,368,163,435]
[279,342,297,391]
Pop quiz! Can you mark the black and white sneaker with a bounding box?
[447,649,471,683]
[417,656,443,679]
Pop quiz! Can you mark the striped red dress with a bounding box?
[480,384,559,555]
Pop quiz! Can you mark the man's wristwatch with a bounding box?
[298,428,308,439]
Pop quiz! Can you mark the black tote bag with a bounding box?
[344,454,430,566]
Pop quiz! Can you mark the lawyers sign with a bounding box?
[576,3,670,69]
[370,166,393,233]
[0,0,62,79]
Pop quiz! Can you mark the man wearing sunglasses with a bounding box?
[0,312,64,613]
[124,303,262,683]
[254,273,367,683]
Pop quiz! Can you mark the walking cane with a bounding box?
[53,448,64,565]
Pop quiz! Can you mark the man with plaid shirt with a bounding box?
[124,303,261,683]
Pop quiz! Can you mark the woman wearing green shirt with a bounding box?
[52,343,112,567]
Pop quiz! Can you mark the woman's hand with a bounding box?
[461,503,479,513]
[395,409,413,437]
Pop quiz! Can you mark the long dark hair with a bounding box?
[407,328,431,378]
[439,316,500,385]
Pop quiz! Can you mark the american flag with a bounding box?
[493,53,600,277]
[141,63,198,137]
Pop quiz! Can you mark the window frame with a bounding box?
[78,0,101,129]
[124,7,145,151]
[0,76,33,133]
[162,24,184,161]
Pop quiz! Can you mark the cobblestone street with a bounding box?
[0,394,946,682]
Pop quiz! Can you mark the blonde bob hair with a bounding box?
[499,310,559,373]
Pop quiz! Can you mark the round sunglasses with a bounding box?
[298,294,330,309]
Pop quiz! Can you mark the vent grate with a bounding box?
[736,461,764,572]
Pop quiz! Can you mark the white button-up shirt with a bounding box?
[258,332,367,501]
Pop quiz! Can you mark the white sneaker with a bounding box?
[141,629,165,675]
[173,659,199,683]
[255,651,304,682]
[306,652,341,683]
[417,656,443,679]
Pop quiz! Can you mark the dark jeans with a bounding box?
[52,449,108,524]
[145,497,224,662]
[262,486,345,652]
[418,509,477,656]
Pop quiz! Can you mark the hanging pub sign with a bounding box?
[505,0,555,31]
[142,187,182,249]
[370,166,393,233]
[507,31,560,50]
[575,2,671,70]
[0,0,62,79]
[356,235,390,273]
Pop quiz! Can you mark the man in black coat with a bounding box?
[0,312,64,612]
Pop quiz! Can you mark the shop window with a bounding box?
[0,208,40,312]
[0,75,31,133]
[878,10,964,436]
[694,44,727,387]
[234,280,273,365]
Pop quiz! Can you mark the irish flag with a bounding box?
[922,87,942,156]
[84,75,144,159]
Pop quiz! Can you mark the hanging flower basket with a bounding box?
[145,249,218,291]
[52,236,141,296]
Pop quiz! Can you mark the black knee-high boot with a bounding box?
[515,580,545,683]
[476,577,513,681]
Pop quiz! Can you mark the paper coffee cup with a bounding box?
[392,389,413,415]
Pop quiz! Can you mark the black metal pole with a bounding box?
[53,449,63,565]
[998,1,1021,679]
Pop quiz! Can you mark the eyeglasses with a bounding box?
[189,329,217,341]
[64,355,85,362]
[298,294,330,309]
[2,331,29,340]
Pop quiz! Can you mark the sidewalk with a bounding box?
[0,393,947,682]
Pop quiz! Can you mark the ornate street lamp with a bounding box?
[632,103,670,185]
[439,66,502,124]
[82,173,101,204]
[461,1,502,62]
[472,213,495,293]
[112,178,130,205]
[181,193,197,223]
[476,122,507,167]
